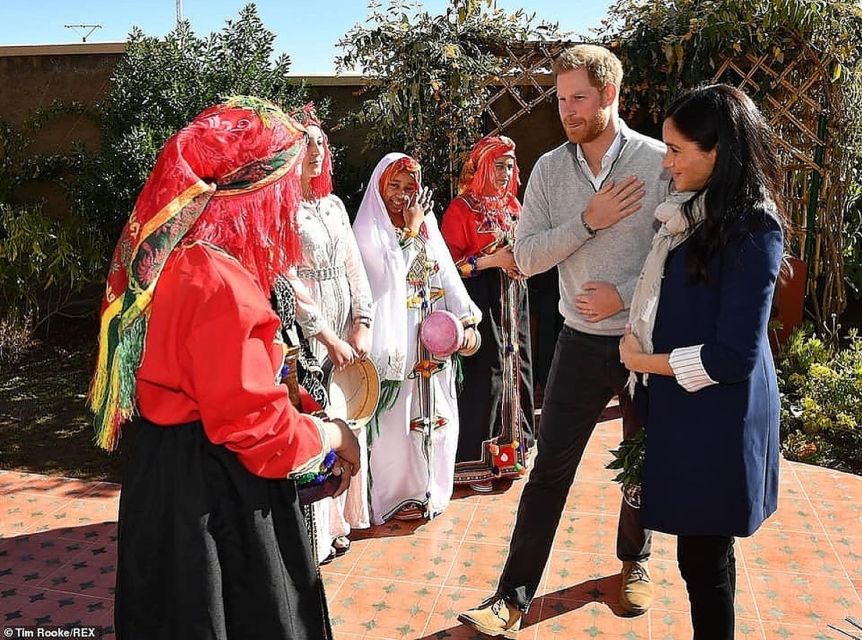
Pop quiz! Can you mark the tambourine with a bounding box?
[321,357,380,430]
[420,310,464,359]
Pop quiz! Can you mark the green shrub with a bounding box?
[0,203,105,330]
[777,325,862,473]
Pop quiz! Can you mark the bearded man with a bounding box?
[460,45,670,638]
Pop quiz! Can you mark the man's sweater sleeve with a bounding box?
[514,158,593,276]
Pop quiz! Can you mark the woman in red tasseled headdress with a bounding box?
[441,135,535,493]
[90,96,359,639]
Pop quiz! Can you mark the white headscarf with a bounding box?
[353,153,452,382]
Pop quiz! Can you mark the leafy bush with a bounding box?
[0,203,105,329]
[777,325,862,473]
[81,4,312,236]
[336,0,559,203]
[0,313,34,369]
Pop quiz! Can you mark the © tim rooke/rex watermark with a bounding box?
[2,628,103,638]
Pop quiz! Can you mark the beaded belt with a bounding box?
[297,265,346,281]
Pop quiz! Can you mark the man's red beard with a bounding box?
[563,109,610,145]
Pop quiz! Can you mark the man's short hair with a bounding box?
[552,45,624,91]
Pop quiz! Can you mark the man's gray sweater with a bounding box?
[514,121,670,336]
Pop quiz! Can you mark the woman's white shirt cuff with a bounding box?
[669,344,717,392]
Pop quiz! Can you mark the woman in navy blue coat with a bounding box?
[619,84,785,640]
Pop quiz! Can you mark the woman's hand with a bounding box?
[459,326,480,355]
[485,246,517,271]
[619,326,644,372]
[318,327,356,371]
[348,322,371,360]
[323,419,361,498]
[404,187,433,232]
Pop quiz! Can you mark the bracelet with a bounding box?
[581,211,597,238]
[294,449,338,486]
[458,255,479,278]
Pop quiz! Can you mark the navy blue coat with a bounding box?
[638,210,783,538]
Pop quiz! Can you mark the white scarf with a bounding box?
[626,191,705,394]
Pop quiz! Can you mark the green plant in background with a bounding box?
[0,203,104,328]
[0,3,313,356]
[777,325,862,473]
[599,0,862,124]
[86,3,312,236]
[336,0,559,204]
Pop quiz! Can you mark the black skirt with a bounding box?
[454,268,535,484]
[115,418,332,640]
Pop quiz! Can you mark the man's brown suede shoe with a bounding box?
[458,596,522,639]
[620,560,653,615]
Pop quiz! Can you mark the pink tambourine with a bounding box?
[420,310,464,359]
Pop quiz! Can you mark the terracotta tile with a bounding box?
[761,620,835,639]
[463,504,518,546]
[563,481,620,516]
[647,531,678,563]
[740,529,844,576]
[763,496,826,534]
[530,598,650,639]
[569,453,619,484]
[650,609,764,640]
[0,471,40,493]
[748,570,862,626]
[813,499,862,537]
[354,536,455,584]
[34,542,117,600]
[795,465,862,503]
[323,536,374,575]
[45,496,119,528]
[0,493,68,537]
[0,583,110,626]
[829,534,862,581]
[644,557,690,613]
[445,542,509,592]
[854,579,862,600]
[0,536,108,588]
[328,576,439,638]
[5,475,115,500]
[412,501,476,541]
[541,551,620,605]
[322,571,347,599]
[552,513,618,556]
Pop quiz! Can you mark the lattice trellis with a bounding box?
[712,47,851,323]
[481,40,573,136]
[476,40,854,325]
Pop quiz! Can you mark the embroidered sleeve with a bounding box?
[669,344,718,392]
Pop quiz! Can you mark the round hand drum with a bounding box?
[420,310,464,359]
[324,358,381,430]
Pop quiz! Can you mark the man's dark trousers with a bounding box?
[497,326,651,611]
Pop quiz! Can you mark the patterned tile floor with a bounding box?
[2,418,862,639]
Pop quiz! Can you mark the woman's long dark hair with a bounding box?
[666,84,787,283]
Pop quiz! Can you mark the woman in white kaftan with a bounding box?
[292,119,374,562]
[353,153,481,524]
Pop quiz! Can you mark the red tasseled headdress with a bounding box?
[458,135,520,208]
[91,96,307,450]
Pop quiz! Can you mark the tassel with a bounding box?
[451,353,464,392]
